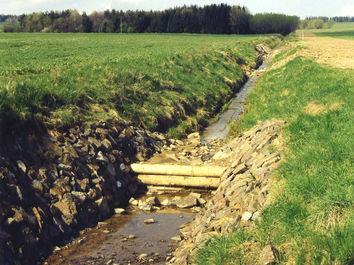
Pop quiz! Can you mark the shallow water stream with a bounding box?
[202,62,268,140]
[44,208,193,265]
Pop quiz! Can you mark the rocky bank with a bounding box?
[170,119,285,264]
[0,119,167,265]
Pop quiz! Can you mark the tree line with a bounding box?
[1,4,299,35]
[306,16,354,23]
[300,16,354,29]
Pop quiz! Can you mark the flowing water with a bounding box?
[202,62,268,140]
[44,208,193,265]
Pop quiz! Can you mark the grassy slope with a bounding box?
[197,45,354,263]
[0,33,279,137]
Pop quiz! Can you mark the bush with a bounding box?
[3,22,20,32]
[300,18,335,29]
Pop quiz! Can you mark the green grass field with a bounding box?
[197,41,354,264]
[302,22,354,39]
[0,33,280,136]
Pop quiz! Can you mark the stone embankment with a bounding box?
[170,119,285,264]
[0,119,167,265]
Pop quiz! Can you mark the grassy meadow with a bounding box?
[0,33,280,136]
[197,33,354,264]
[303,22,354,39]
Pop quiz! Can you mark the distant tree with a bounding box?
[90,11,105,32]
[332,16,354,22]
[82,12,93,32]
[229,6,251,34]
[66,10,83,32]
[203,4,231,34]
[251,13,299,35]
[111,10,121,32]
[307,18,324,29]
[3,17,21,32]
[300,17,336,30]
[0,15,11,23]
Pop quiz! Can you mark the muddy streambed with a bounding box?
[44,207,194,265]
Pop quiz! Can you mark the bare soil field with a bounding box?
[300,34,354,69]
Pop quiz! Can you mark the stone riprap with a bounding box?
[170,120,285,264]
[0,120,165,265]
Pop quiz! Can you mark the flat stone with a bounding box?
[143,218,156,224]
[16,160,27,174]
[138,253,148,261]
[114,208,126,215]
[175,195,199,209]
[198,198,207,205]
[139,204,153,211]
[171,235,182,242]
[32,180,44,194]
[129,197,139,206]
[58,164,72,171]
[252,211,261,221]
[187,132,200,140]
[241,211,253,221]
[160,199,172,206]
[97,151,109,163]
[145,196,160,206]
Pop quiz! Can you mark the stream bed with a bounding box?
[44,208,193,265]
[202,62,267,140]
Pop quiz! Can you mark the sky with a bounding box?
[1,0,354,18]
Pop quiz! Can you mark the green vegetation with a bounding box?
[301,22,354,40]
[314,23,354,39]
[251,13,299,35]
[299,17,354,30]
[299,18,335,30]
[0,33,280,136]
[198,50,354,263]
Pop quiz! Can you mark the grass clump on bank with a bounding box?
[0,33,280,137]
[197,54,354,263]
